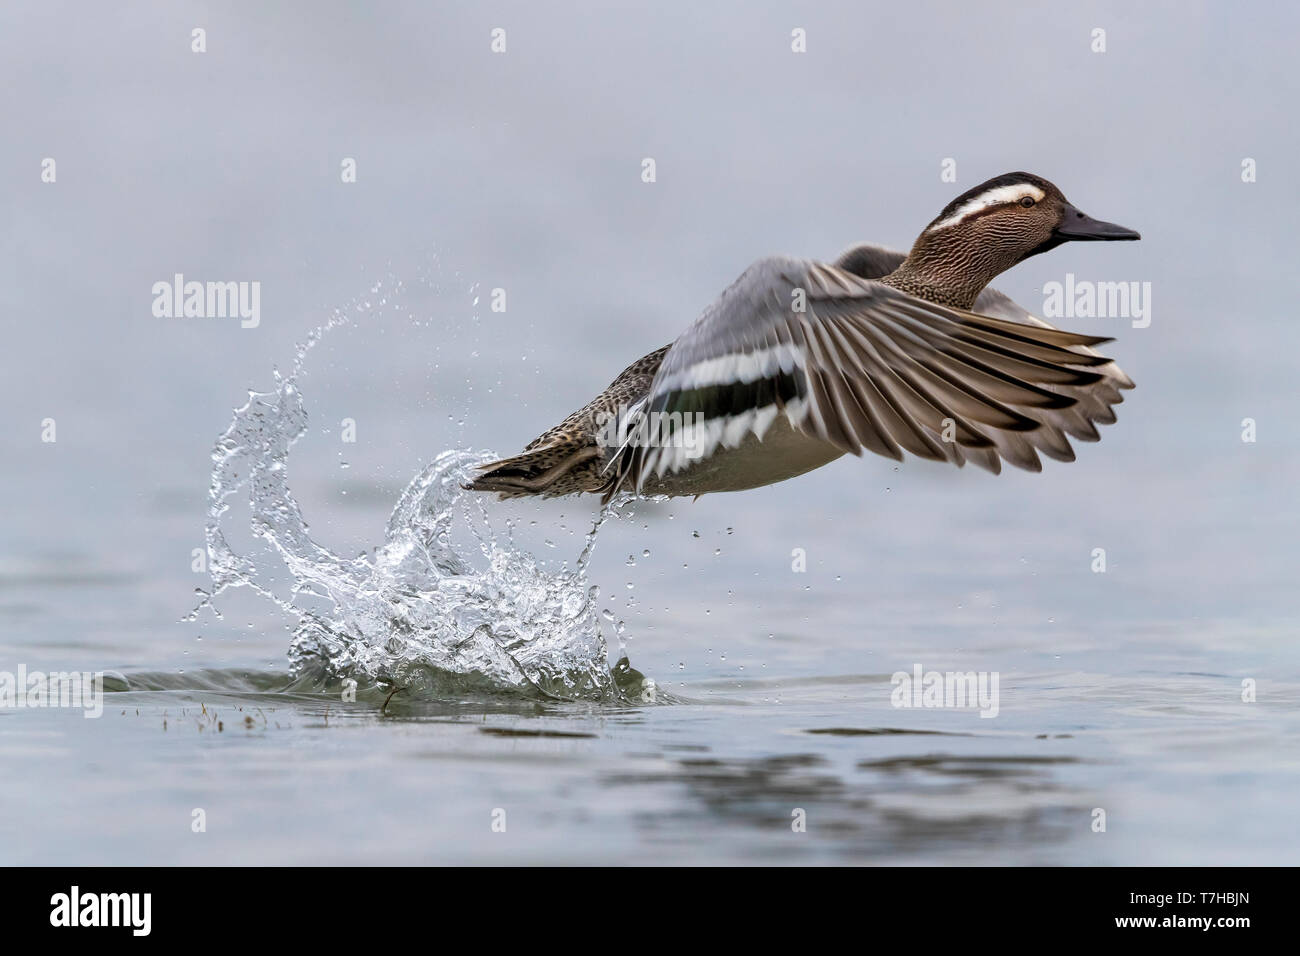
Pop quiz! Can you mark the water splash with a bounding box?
[193,287,654,703]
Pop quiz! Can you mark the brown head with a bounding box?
[885,172,1140,308]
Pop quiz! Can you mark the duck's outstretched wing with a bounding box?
[835,242,1135,471]
[606,254,1130,497]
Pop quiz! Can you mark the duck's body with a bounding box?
[467,173,1139,502]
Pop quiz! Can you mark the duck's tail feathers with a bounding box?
[462,442,605,499]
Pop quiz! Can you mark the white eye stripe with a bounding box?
[927,184,1046,232]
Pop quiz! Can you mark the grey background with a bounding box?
[1,1,1297,864]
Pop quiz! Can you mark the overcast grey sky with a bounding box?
[2,1,1296,641]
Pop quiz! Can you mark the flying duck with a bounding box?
[466,172,1140,502]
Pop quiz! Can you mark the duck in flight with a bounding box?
[466,172,1140,502]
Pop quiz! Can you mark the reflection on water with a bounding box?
[806,727,974,737]
[0,663,1290,864]
[91,668,1090,863]
[603,747,1085,860]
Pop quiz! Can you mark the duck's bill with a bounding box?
[1054,203,1141,241]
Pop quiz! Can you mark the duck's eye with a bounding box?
[1019,196,1036,208]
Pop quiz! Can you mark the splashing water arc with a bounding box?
[194,294,651,702]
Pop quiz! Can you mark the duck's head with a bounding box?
[895,172,1140,307]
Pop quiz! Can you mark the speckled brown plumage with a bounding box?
[464,345,671,498]
[881,173,1068,309]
